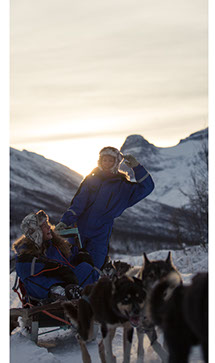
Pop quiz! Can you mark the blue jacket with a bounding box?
[61,165,154,260]
[15,240,99,300]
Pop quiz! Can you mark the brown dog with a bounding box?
[63,274,146,363]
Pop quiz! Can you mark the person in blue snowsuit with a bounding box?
[12,210,99,301]
[55,147,155,270]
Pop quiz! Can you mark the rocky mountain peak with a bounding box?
[178,128,208,145]
[120,134,157,155]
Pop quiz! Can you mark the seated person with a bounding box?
[12,210,99,301]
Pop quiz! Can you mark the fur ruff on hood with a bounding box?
[12,227,71,259]
[90,167,130,181]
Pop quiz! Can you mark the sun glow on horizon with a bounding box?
[11,135,126,177]
[10,129,202,176]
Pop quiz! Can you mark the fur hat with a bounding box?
[98,146,124,174]
[20,210,49,247]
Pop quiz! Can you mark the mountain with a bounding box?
[120,128,208,208]
[10,128,208,255]
[10,148,82,243]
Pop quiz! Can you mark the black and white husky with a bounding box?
[102,259,132,278]
[63,252,181,363]
[63,274,146,363]
[148,270,208,363]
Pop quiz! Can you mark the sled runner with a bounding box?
[10,274,78,343]
[10,227,83,343]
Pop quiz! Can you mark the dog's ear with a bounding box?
[143,252,151,265]
[166,251,173,265]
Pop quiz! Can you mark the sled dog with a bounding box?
[149,270,208,363]
[126,251,180,363]
[102,259,132,278]
[63,274,146,363]
[63,252,179,363]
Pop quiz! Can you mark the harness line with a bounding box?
[32,266,60,277]
[13,290,75,328]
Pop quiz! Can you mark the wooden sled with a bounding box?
[10,299,78,343]
[10,226,83,343]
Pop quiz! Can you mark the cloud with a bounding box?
[10,0,207,148]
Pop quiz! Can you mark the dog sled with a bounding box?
[10,227,82,343]
[10,295,78,343]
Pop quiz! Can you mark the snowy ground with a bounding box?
[10,246,208,363]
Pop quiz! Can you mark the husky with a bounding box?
[126,252,181,363]
[148,270,208,363]
[63,274,146,363]
[63,252,179,363]
[102,259,132,278]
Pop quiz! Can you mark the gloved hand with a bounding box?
[42,262,79,285]
[55,222,67,231]
[73,249,94,267]
[50,285,66,297]
[124,154,139,168]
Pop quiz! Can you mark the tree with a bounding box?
[180,140,208,246]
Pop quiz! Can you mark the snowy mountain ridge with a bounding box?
[10,148,82,243]
[120,128,208,207]
[10,128,208,252]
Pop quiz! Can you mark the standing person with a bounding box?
[12,210,99,301]
[55,147,155,270]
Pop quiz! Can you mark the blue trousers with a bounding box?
[69,227,112,270]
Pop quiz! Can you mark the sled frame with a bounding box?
[10,300,78,343]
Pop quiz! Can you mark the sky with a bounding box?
[10,0,208,176]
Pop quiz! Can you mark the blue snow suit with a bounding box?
[61,165,154,269]
[14,240,99,300]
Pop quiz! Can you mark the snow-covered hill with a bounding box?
[120,128,208,207]
[10,148,82,242]
[10,245,208,363]
[10,128,208,254]
[112,128,208,251]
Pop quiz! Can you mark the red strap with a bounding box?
[41,310,73,326]
[32,265,60,277]
[14,287,74,327]
[56,247,75,269]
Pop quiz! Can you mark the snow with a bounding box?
[121,129,208,208]
[8,128,209,361]
[10,245,208,363]
[148,140,203,207]
[10,128,208,247]
[10,148,82,201]
[10,334,61,363]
